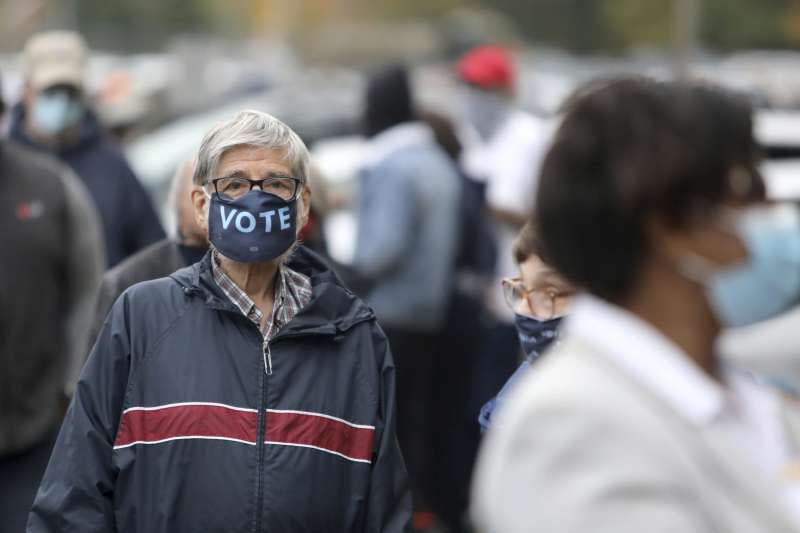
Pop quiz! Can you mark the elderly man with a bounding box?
[28,110,412,533]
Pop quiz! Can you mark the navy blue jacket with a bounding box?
[10,104,164,267]
[28,248,412,532]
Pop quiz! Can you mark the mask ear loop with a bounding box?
[676,252,718,285]
[671,201,748,286]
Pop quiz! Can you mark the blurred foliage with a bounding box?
[487,0,800,53]
[75,0,218,50]
[703,0,794,49]
[600,0,674,50]
[63,0,800,53]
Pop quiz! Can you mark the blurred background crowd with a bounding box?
[4,1,800,532]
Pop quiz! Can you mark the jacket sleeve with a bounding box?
[89,272,124,351]
[61,168,105,396]
[27,295,133,533]
[353,164,417,279]
[365,325,413,532]
[120,159,165,257]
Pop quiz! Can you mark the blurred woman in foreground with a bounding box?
[472,78,800,533]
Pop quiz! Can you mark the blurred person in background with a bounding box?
[28,110,411,533]
[472,78,800,533]
[89,158,208,346]
[0,69,104,533]
[353,66,460,532]
[297,162,332,258]
[419,110,496,533]
[478,220,574,432]
[9,30,164,268]
[455,44,553,425]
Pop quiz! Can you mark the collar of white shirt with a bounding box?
[564,293,770,427]
[566,294,800,522]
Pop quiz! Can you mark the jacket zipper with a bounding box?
[255,305,279,531]
[254,332,269,533]
[251,319,356,531]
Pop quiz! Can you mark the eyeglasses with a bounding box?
[501,277,573,320]
[209,176,302,202]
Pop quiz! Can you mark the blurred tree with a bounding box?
[702,0,792,50]
[479,0,592,51]
[601,0,673,51]
[75,0,217,51]
[474,0,799,53]
[34,0,800,54]
[785,0,800,46]
[362,0,464,19]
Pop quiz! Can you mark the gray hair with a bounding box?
[168,158,196,216]
[193,109,310,187]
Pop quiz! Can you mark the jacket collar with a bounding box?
[170,246,375,338]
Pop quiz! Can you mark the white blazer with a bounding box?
[471,298,800,533]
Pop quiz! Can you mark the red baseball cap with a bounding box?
[457,45,515,90]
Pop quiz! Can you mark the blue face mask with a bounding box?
[681,204,800,328]
[514,313,563,361]
[31,90,84,135]
[459,85,511,140]
[207,190,297,263]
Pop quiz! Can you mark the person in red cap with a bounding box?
[457,45,516,135]
[455,44,555,441]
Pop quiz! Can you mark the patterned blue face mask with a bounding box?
[513,313,562,360]
[206,190,297,263]
[31,90,83,135]
[680,204,800,328]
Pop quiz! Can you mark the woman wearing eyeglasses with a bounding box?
[478,221,574,432]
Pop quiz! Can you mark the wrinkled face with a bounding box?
[191,145,311,235]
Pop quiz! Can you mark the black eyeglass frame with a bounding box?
[207,176,304,202]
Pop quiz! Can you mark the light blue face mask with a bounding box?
[680,204,800,328]
[458,85,511,140]
[31,90,84,135]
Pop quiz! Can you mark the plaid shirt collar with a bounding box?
[211,250,312,341]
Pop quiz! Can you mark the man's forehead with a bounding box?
[217,146,291,175]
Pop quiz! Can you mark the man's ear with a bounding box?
[299,183,312,228]
[191,187,210,233]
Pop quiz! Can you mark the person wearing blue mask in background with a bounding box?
[9,30,164,268]
[472,78,800,533]
[478,221,574,432]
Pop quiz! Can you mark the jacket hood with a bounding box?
[170,246,376,338]
[9,101,103,156]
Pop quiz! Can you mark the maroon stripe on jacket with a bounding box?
[113,404,375,463]
[114,404,257,448]
[265,410,375,463]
